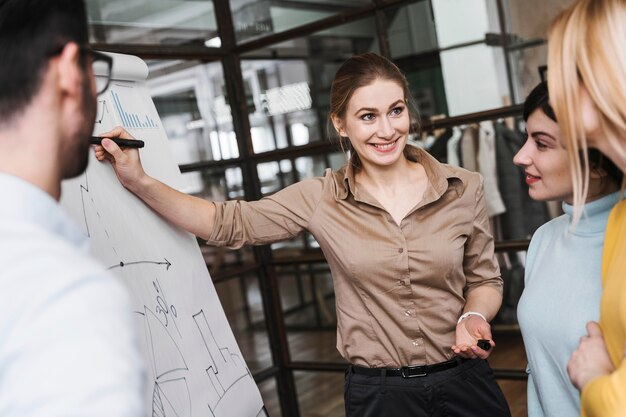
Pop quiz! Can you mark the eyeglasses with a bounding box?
[538,65,548,84]
[47,44,113,96]
[86,49,113,96]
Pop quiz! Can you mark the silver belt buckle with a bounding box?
[401,365,428,378]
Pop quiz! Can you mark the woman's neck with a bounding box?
[356,156,416,191]
[567,177,620,205]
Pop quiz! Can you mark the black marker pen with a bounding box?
[90,136,145,148]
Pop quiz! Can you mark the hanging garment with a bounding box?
[427,128,454,163]
[478,121,506,217]
[494,122,550,240]
[446,127,463,167]
[460,126,479,172]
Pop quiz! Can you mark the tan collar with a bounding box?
[332,145,464,201]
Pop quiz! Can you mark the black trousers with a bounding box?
[344,358,511,417]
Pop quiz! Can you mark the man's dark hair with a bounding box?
[0,0,89,125]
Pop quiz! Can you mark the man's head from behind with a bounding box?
[0,0,95,181]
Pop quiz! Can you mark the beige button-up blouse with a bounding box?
[208,146,502,367]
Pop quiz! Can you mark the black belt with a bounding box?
[351,357,467,378]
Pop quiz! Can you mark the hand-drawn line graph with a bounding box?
[193,310,251,413]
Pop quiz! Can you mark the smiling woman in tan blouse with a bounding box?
[95,52,510,417]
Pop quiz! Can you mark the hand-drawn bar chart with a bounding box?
[110,85,159,129]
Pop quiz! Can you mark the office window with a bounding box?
[86,0,219,46]
[230,0,371,43]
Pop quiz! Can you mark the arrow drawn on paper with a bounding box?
[108,258,172,270]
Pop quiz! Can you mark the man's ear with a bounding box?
[54,42,83,98]
[331,114,346,137]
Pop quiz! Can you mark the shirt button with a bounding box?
[398,248,404,253]
[405,310,412,317]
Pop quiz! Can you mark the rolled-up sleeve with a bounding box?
[463,175,503,293]
[207,177,325,249]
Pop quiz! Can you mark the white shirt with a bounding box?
[0,173,145,417]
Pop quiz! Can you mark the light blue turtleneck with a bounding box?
[517,191,621,417]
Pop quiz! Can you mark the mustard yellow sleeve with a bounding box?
[581,203,626,417]
[601,206,620,280]
[581,361,626,417]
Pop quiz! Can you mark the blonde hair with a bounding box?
[547,0,626,226]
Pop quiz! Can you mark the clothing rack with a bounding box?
[418,104,524,133]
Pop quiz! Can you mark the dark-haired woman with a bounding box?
[94,52,510,416]
[515,82,622,417]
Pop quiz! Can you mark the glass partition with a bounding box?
[146,60,237,168]
[86,0,218,46]
[257,160,296,195]
[242,60,321,153]
[503,0,574,100]
[431,0,499,48]
[230,0,372,43]
[180,164,244,200]
[386,1,438,57]
[294,153,345,179]
[508,43,548,103]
